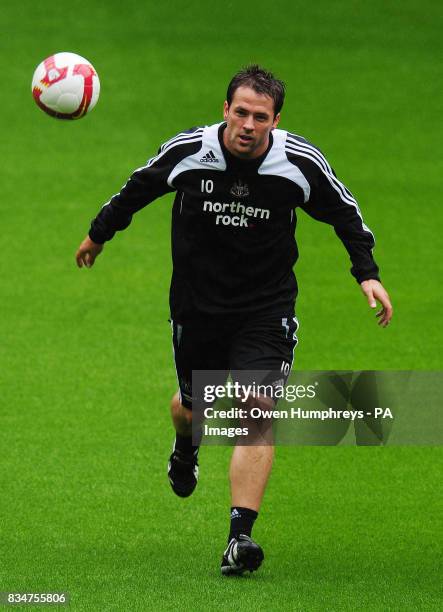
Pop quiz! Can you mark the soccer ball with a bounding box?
[32,52,100,119]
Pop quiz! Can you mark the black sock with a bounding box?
[229,506,258,541]
[175,433,199,456]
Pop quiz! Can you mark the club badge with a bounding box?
[230,179,249,198]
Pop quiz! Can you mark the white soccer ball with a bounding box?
[32,52,100,119]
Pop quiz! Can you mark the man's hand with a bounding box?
[360,279,393,327]
[75,236,104,268]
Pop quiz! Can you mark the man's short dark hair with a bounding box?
[226,65,285,117]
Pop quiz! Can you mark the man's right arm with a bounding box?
[75,155,174,268]
[75,127,203,267]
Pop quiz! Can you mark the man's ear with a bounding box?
[272,112,281,129]
[223,100,229,121]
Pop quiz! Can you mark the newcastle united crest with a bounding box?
[230,179,249,198]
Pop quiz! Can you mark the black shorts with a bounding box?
[170,310,299,410]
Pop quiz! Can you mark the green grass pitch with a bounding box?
[1,0,442,609]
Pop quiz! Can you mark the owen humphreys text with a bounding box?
[201,383,393,438]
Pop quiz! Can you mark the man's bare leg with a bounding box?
[230,444,274,511]
[230,394,275,510]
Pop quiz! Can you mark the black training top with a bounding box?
[89,122,379,320]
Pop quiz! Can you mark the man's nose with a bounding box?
[243,115,254,131]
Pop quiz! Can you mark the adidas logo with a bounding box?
[200,150,219,163]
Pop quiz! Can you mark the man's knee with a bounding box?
[238,393,275,445]
[242,393,275,413]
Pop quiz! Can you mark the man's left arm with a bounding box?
[300,158,393,327]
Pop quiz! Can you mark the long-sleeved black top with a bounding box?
[89,122,379,321]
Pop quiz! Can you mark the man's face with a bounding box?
[223,86,280,159]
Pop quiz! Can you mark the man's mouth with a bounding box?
[239,134,253,144]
